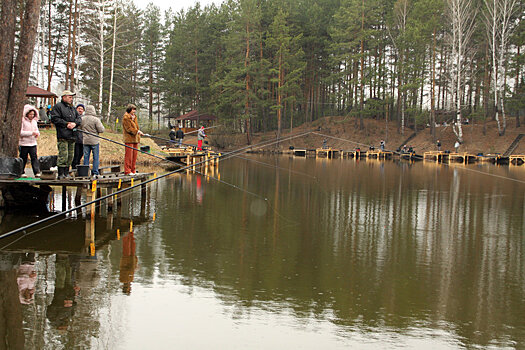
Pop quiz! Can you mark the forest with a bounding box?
[24,0,525,143]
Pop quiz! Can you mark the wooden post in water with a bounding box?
[186,155,191,174]
[61,186,67,211]
[75,185,82,206]
[90,180,97,219]
[140,182,147,219]
[107,187,114,212]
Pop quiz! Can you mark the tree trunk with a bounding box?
[277,51,282,139]
[0,0,42,157]
[65,0,72,88]
[97,0,105,115]
[70,0,78,91]
[430,29,436,140]
[359,0,365,130]
[245,21,252,144]
[107,3,117,123]
[0,0,17,115]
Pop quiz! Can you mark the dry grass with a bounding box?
[37,128,166,166]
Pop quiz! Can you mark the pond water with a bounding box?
[0,156,524,349]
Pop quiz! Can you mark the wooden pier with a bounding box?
[0,168,153,212]
[423,151,448,162]
[509,155,525,165]
[315,148,340,158]
[164,147,220,167]
[448,152,477,164]
[366,150,393,159]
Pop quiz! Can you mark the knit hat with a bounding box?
[76,104,85,110]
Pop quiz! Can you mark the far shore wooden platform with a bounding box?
[285,146,525,167]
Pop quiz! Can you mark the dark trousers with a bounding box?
[19,145,40,175]
[71,142,84,169]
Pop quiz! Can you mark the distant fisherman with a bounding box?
[197,126,206,151]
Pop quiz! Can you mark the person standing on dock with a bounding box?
[454,141,460,153]
[81,105,105,176]
[437,139,441,151]
[19,104,41,177]
[380,140,385,151]
[71,104,85,170]
[176,126,184,148]
[169,127,176,145]
[122,104,144,176]
[197,126,206,151]
[50,91,82,179]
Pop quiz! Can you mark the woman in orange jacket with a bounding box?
[122,104,144,175]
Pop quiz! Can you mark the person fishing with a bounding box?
[122,104,144,176]
[197,126,206,151]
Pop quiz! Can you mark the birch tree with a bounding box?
[97,0,106,114]
[484,0,519,136]
[106,2,118,121]
[446,0,476,143]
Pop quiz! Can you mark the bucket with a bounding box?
[140,145,150,153]
[77,165,90,177]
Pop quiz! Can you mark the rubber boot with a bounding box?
[58,167,69,179]
[64,166,71,179]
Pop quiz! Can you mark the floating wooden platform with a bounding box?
[509,155,525,165]
[164,146,220,166]
[315,148,340,158]
[366,150,393,159]
[292,149,316,156]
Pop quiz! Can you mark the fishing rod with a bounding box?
[312,132,424,159]
[184,125,221,135]
[0,129,315,240]
[142,133,204,149]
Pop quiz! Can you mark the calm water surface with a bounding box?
[0,156,524,349]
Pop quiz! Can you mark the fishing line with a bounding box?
[311,132,374,149]
[0,130,314,241]
[314,132,524,184]
[192,168,267,201]
[233,154,317,179]
[442,162,525,185]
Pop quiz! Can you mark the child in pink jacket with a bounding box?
[19,104,41,177]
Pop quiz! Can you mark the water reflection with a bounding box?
[0,158,524,348]
[120,231,138,295]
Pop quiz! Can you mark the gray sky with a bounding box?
[137,0,224,12]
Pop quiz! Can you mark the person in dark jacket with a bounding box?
[50,90,82,179]
[175,126,184,147]
[169,128,176,141]
[71,104,85,169]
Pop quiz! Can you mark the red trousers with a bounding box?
[124,143,138,174]
[198,140,203,150]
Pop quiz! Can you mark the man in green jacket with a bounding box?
[50,91,82,179]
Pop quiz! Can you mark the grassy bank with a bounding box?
[37,128,166,166]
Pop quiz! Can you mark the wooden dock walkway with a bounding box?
[0,170,154,212]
